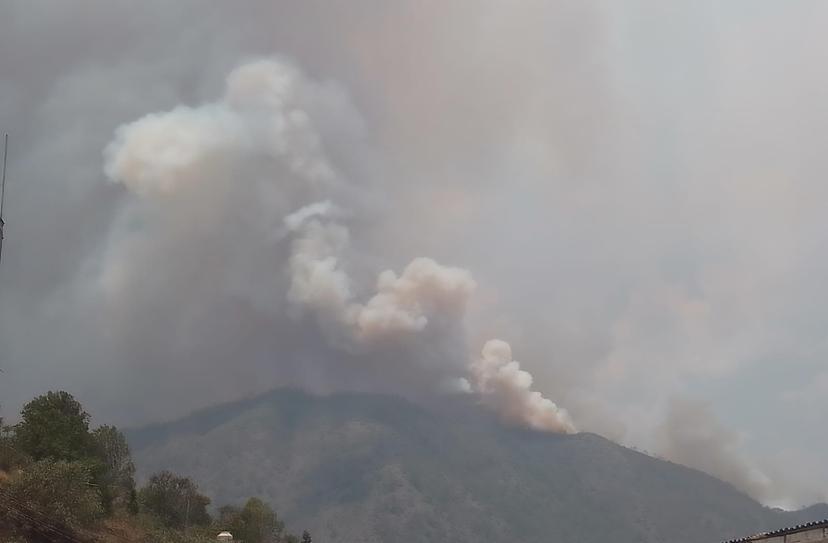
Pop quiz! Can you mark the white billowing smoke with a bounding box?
[467,339,576,433]
[284,201,575,436]
[357,258,477,341]
[102,57,574,434]
[284,202,477,343]
[285,207,353,324]
[103,106,243,198]
[283,201,477,352]
[104,60,338,200]
[282,198,576,436]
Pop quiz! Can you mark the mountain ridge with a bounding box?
[127,389,827,543]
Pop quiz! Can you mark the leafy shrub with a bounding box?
[2,458,104,529]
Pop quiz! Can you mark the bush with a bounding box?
[1,458,104,529]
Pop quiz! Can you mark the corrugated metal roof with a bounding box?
[722,518,828,543]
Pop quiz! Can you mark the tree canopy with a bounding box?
[217,497,286,543]
[92,424,137,512]
[139,470,211,528]
[14,391,93,461]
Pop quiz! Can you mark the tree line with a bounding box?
[0,391,312,543]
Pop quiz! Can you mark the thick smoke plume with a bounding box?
[285,202,477,344]
[468,339,575,433]
[102,58,573,433]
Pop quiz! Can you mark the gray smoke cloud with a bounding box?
[2,0,828,506]
[100,57,569,432]
[657,399,828,508]
[657,399,773,503]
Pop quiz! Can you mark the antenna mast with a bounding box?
[0,133,7,264]
[1,134,7,213]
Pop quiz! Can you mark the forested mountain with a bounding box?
[128,389,828,543]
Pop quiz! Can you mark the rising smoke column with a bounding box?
[284,201,478,345]
[102,57,575,434]
[468,339,576,433]
[285,203,573,433]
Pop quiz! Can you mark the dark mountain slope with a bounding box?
[128,389,827,543]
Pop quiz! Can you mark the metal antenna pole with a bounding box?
[0,133,7,265]
[1,134,7,218]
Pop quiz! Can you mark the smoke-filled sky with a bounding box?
[1,0,827,508]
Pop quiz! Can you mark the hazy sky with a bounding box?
[1,1,827,508]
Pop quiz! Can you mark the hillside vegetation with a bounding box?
[0,391,311,543]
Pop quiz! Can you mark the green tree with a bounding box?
[1,458,103,529]
[238,497,284,543]
[14,391,93,461]
[301,530,313,543]
[139,470,211,528]
[215,498,287,543]
[91,425,136,513]
[127,486,140,515]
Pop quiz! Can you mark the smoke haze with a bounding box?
[1,0,828,507]
[657,399,774,505]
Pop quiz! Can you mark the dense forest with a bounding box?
[0,391,312,543]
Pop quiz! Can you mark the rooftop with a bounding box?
[723,519,828,543]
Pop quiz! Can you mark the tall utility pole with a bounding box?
[0,133,8,265]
